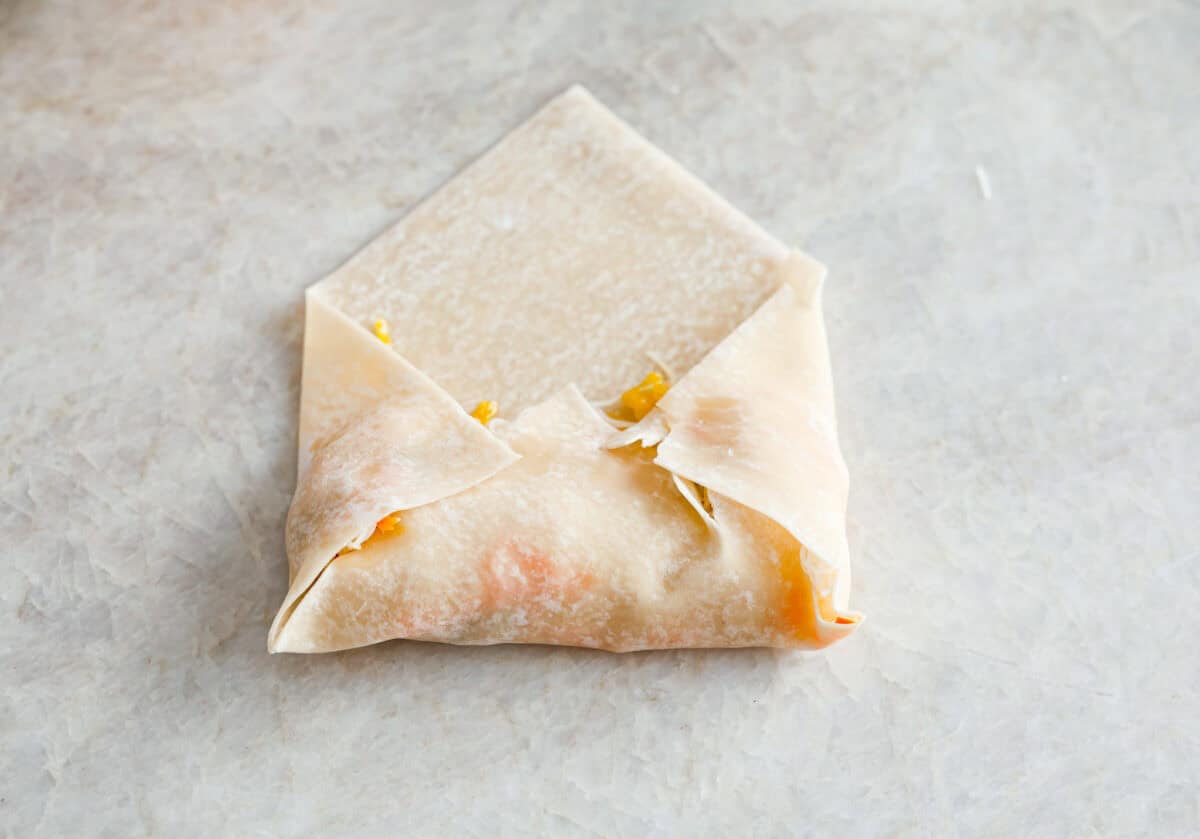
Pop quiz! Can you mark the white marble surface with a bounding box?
[3,1,1198,836]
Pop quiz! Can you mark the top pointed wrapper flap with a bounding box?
[310,85,789,414]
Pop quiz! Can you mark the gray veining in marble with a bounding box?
[2,1,1198,836]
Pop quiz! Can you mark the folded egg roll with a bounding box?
[268,86,861,653]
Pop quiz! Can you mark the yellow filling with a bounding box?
[619,372,669,421]
[373,319,391,344]
[470,400,498,426]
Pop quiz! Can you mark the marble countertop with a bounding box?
[3,1,1197,836]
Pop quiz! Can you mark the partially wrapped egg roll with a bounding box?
[269,86,861,653]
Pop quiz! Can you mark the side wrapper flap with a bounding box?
[609,252,860,642]
[270,293,519,651]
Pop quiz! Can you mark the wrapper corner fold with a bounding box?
[268,86,862,654]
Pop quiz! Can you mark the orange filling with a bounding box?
[470,400,498,426]
[481,541,595,611]
[780,549,859,638]
[618,371,669,421]
[375,512,403,535]
[334,511,403,558]
[779,549,818,640]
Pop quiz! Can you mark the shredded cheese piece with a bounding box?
[335,512,403,559]
[470,400,498,426]
[620,372,669,421]
[373,319,392,344]
[375,512,403,535]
